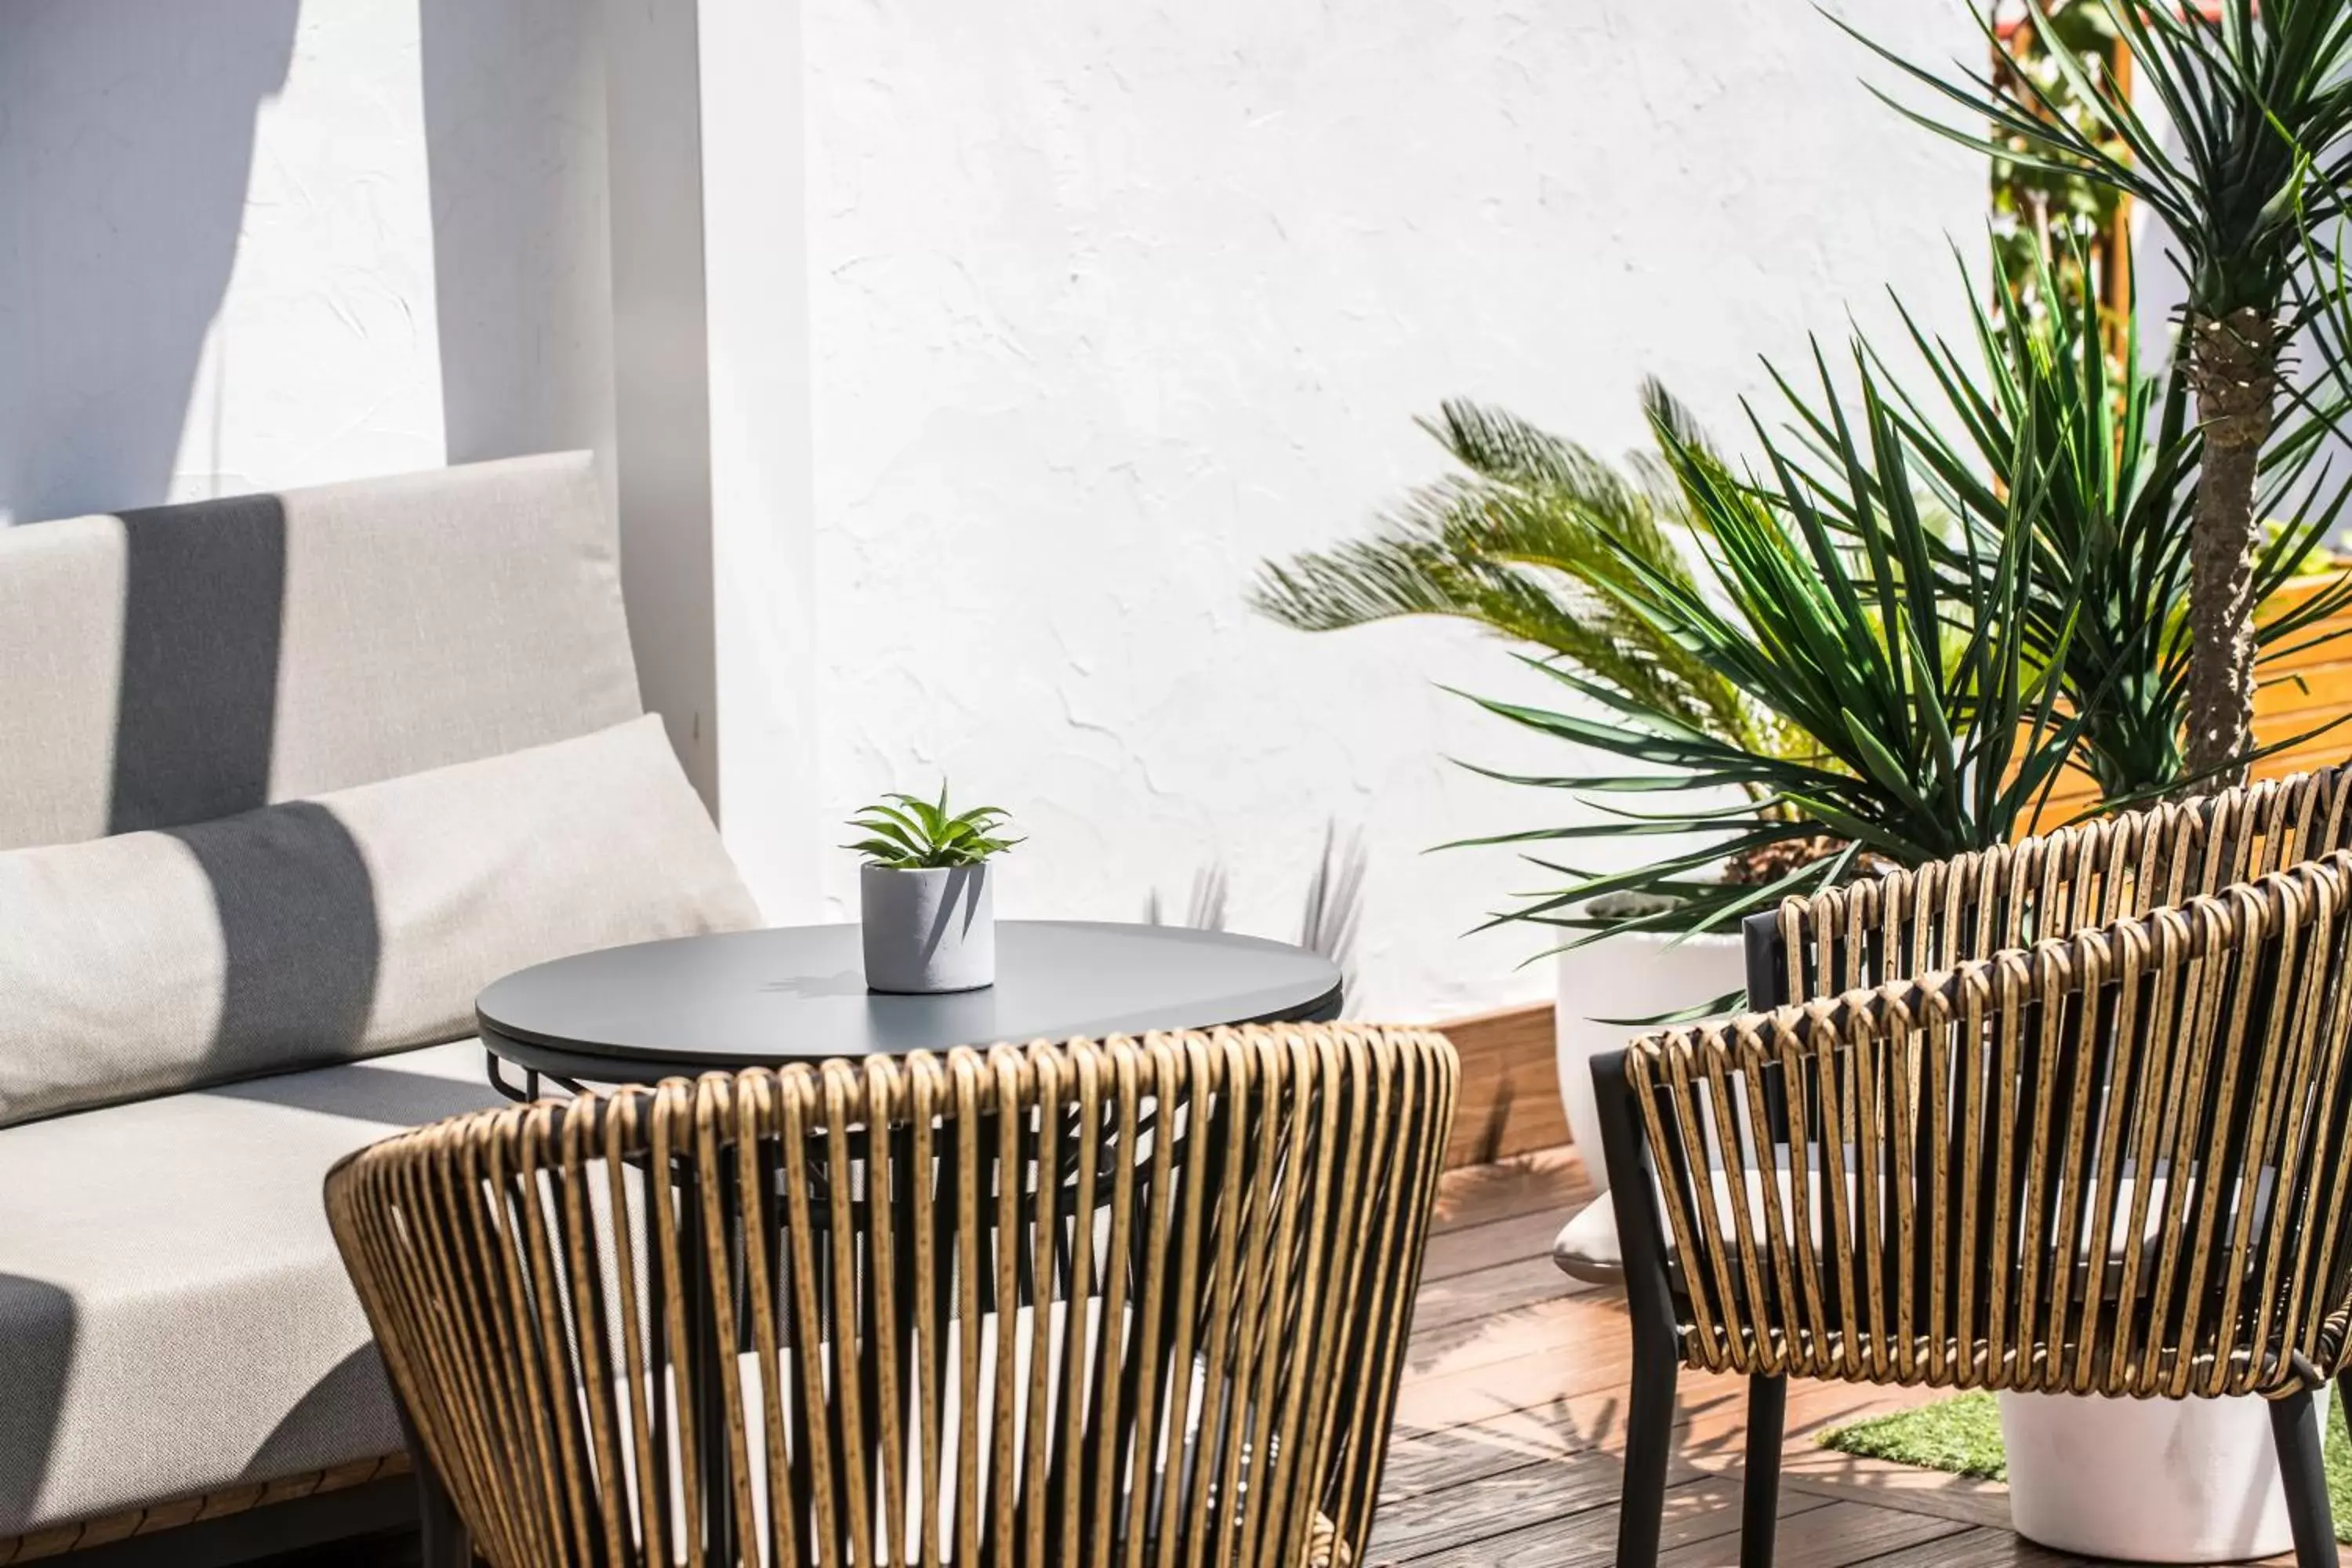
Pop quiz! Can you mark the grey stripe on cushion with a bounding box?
[0,714,759,1127]
[0,451,639,851]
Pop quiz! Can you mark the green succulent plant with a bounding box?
[845,785,1020,869]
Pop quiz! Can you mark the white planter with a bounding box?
[859,863,995,993]
[1555,929,1746,1189]
[2001,1386,2329,1563]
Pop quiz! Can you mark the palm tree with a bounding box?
[1847,0,2352,786]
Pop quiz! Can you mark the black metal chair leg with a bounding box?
[1617,1307,1680,1568]
[1741,1374,1787,1568]
[398,1404,471,1568]
[2270,1386,2336,1568]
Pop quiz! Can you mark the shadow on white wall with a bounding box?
[418,0,615,472]
[0,0,617,531]
[0,1,299,524]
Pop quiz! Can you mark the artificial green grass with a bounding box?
[1818,1392,2352,1542]
[1818,1392,2009,1480]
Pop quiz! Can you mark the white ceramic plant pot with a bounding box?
[860,863,995,993]
[1555,929,1746,1190]
[2000,1385,2329,1563]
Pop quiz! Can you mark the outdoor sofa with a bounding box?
[0,455,759,1564]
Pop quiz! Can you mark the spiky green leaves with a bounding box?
[1841,0,2352,325]
[845,784,1021,869]
[1785,245,2352,804]
[1250,392,1793,760]
[1448,368,2091,949]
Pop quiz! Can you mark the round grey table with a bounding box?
[477,919,1343,1099]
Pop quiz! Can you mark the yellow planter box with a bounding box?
[2023,570,2352,833]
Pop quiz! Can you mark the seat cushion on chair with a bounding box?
[0,715,758,1127]
[1552,1165,2210,1296]
[1554,1167,1840,1288]
[0,1040,510,1536]
[1552,1199,1627,1286]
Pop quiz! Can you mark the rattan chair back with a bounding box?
[1764,764,2352,1007]
[1616,854,2352,1399]
[327,1025,1456,1568]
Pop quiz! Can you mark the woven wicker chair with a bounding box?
[1594,848,2352,1568]
[1558,767,2352,1290]
[1749,764,2352,1009]
[326,1024,1456,1568]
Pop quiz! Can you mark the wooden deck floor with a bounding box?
[1378,1144,2339,1568]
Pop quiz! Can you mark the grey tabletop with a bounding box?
[477,920,1344,1087]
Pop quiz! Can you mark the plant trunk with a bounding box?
[2181,307,2281,793]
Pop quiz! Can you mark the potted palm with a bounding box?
[1256,374,2091,1181]
[845,786,1018,994]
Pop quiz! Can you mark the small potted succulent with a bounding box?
[844,785,1019,993]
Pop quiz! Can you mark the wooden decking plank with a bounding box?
[1429,1145,1588,1231]
[1418,1201,1592,1284]
[1661,1498,1968,1567]
[1378,1410,1593,1501]
[1842,1525,2079,1567]
[1407,1252,1587,1336]
[1399,1474,1831,1567]
[1368,1451,1617,1563]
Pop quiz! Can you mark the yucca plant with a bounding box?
[1445,376,2087,949]
[1845,0,2352,786]
[1250,389,1795,762]
[1774,245,2352,805]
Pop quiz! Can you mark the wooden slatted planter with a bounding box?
[2024,570,2352,832]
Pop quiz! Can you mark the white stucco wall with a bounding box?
[4,0,1991,1025]
[0,0,612,525]
[791,0,1988,1017]
[0,3,431,521]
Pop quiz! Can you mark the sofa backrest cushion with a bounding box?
[0,452,641,852]
[0,715,758,1127]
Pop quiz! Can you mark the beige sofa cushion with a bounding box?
[0,715,759,1127]
[0,1040,510,1536]
[0,452,640,851]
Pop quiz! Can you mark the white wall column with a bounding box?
[602,0,819,920]
[697,0,823,922]
[601,0,720,807]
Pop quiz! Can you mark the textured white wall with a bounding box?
[5,0,1993,1023]
[0,3,416,520]
[0,0,612,524]
[792,0,1988,1017]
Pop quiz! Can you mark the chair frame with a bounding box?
[330,1024,1457,1568]
[1595,764,2352,1568]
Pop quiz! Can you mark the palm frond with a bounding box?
[1252,399,1788,756]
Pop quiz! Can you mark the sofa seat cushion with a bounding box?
[0,1040,510,1537]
